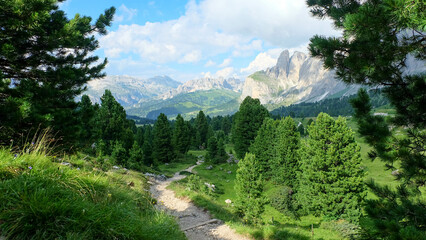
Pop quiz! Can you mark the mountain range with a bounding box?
[82,50,386,119]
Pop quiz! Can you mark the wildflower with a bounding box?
[14,154,18,159]
[28,166,32,170]
[31,142,34,145]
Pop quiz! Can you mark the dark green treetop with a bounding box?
[232,96,269,159]
[0,0,115,146]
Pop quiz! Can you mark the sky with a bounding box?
[60,0,340,82]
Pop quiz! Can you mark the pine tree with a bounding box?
[194,111,208,149]
[272,117,300,187]
[95,90,133,155]
[216,138,227,163]
[232,96,269,159]
[0,0,114,146]
[111,140,127,166]
[128,140,143,170]
[298,113,365,223]
[206,136,218,163]
[77,95,97,148]
[153,113,174,163]
[249,118,278,175]
[141,126,153,166]
[235,153,266,225]
[172,114,190,155]
[307,0,425,237]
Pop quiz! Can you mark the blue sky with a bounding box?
[60,0,339,82]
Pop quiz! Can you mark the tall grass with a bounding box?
[0,147,185,239]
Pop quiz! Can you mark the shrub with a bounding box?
[269,186,298,218]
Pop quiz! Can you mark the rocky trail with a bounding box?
[149,161,249,240]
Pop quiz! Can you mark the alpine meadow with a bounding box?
[0,0,424,240]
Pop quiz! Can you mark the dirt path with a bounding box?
[149,162,250,240]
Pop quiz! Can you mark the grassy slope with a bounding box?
[0,150,185,240]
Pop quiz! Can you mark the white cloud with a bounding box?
[115,4,137,22]
[215,67,235,78]
[204,60,216,67]
[240,50,279,75]
[218,58,232,68]
[101,0,338,64]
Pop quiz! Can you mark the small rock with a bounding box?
[227,171,232,174]
[391,169,400,176]
[127,181,134,187]
[60,162,71,166]
[205,165,213,170]
[112,165,120,170]
[165,163,169,165]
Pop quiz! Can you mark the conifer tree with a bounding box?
[235,153,266,225]
[272,117,300,187]
[77,95,97,148]
[216,138,227,163]
[172,114,190,155]
[307,0,425,237]
[232,96,269,159]
[153,113,174,163]
[194,111,208,148]
[128,140,143,170]
[206,136,218,163]
[142,127,153,166]
[298,113,365,223]
[0,0,114,146]
[95,90,133,155]
[111,140,127,166]
[249,118,278,175]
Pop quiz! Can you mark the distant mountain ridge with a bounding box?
[241,50,360,107]
[83,75,180,108]
[158,77,242,100]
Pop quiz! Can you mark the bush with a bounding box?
[321,220,361,240]
[269,186,298,218]
[185,175,214,196]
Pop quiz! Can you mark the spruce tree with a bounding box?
[0,0,114,146]
[95,90,133,155]
[172,114,190,155]
[111,140,127,166]
[194,110,208,149]
[128,140,143,170]
[249,118,278,175]
[307,0,425,237]
[298,113,365,223]
[232,96,269,159]
[272,117,300,187]
[206,136,218,163]
[142,127,154,166]
[77,95,97,148]
[235,153,266,225]
[216,138,227,163]
[153,113,174,163]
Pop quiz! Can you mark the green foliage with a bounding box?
[321,220,361,240]
[0,149,185,240]
[111,140,126,166]
[128,141,143,170]
[172,114,190,155]
[195,110,209,148]
[272,117,300,187]
[297,113,365,223]
[206,136,218,162]
[0,0,115,146]
[235,153,266,225]
[269,186,298,219]
[95,90,134,155]
[153,113,174,163]
[249,118,279,175]
[307,0,425,237]
[270,90,389,118]
[185,175,212,196]
[232,96,269,159]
